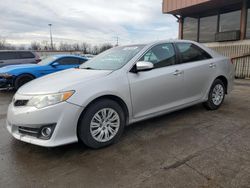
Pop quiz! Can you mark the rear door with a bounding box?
[18,51,36,64]
[175,42,216,103]
[128,43,186,119]
[0,52,20,67]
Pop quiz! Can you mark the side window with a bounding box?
[19,52,35,59]
[57,57,81,65]
[176,43,212,64]
[0,52,18,60]
[139,43,176,69]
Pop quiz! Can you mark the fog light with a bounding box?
[41,127,52,138]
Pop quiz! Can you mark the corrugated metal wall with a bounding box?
[206,41,250,78]
[163,0,210,13]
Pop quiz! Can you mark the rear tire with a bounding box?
[203,79,226,110]
[14,74,34,90]
[78,99,125,149]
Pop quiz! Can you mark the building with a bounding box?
[163,0,250,78]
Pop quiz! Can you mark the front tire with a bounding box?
[78,99,125,149]
[203,79,226,110]
[14,74,34,90]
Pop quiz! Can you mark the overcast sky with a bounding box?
[0,0,178,46]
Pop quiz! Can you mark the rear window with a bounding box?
[0,51,35,60]
[19,52,35,59]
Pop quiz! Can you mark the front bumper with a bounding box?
[0,77,14,89]
[7,94,84,147]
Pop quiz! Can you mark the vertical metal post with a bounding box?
[48,24,53,50]
[178,16,184,39]
[197,16,200,42]
[240,0,247,40]
[217,11,220,33]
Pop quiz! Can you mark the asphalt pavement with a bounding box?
[0,80,250,188]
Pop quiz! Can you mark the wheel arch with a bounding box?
[76,95,130,137]
[13,73,36,89]
[14,73,36,80]
[215,75,228,94]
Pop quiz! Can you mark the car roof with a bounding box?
[53,54,86,59]
[116,39,221,58]
[145,39,199,46]
[117,40,199,48]
[0,50,35,53]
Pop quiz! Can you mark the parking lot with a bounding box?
[0,80,249,187]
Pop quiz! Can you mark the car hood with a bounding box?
[18,68,113,95]
[0,64,39,73]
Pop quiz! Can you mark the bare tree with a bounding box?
[41,40,50,51]
[72,43,80,51]
[91,45,100,55]
[99,43,113,53]
[80,42,90,54]
[59,42,72,51]
[0,37,17,50]
[17,45,26,50]
[0,37,6,50]
[30,42,41,50]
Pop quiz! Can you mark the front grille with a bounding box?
[14,100,29,107]
[18,126,40,137]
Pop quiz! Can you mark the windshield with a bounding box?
[38,56,57,65]
[80,45,145,70]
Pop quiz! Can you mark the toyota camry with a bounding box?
[7,40,234,148]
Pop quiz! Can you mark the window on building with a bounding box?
[199,15,218,42]
[183,17,198,41]
[176,43,211,64]
[219,10,241,32]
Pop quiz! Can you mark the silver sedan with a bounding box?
[7,40,234,148]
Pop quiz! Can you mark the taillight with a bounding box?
[35,53,41,63]
[35,59,41,63]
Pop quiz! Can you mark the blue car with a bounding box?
[0,55,87,90]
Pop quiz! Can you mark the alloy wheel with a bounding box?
[90,108,120,143]
[212,84,224,106]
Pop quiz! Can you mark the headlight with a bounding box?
[27,91,75,109]
[0,73,13,78]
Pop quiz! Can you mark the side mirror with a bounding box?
[51,62,59,67]
[135,61,154,72]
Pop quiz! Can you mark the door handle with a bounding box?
[209,63,216,68]
[173,70,183,76]
[0,61,3,64]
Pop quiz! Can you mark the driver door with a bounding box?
[39,57,83,76]
[128,43,186,119]
[54,57,82,71]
